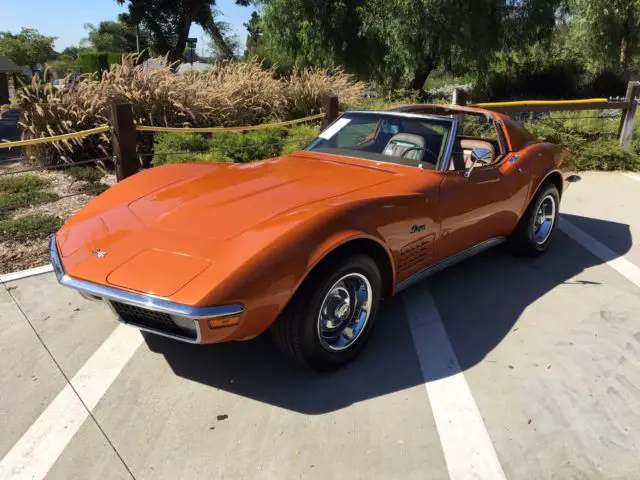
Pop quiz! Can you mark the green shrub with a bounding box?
[154,132,211,165]
[0,214,63,240]
[0,191,59,220]
[523,113,639,171]
[574,139,640,171]
[0,175,49,195]
[474,58,586,101]
[0,175,57,220]
[209,128,287,163]
[107,52,123,67]
[282,124,320,154]
[65,166,105,184]
[524,120,587,152]
[78,183,109,195]
[78,53,102,75]
[154,128,289,165]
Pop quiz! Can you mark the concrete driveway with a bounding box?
[1,172,640,479]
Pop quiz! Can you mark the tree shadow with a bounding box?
[144,213,632,414]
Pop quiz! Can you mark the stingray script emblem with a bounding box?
[92,248,107,259]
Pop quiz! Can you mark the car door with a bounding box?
[434,152,529,262]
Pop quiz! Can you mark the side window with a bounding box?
[460,114,498,141]
[448,114,500,171]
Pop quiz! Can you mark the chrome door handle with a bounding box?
[517,167,527,174]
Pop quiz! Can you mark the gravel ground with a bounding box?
[0,162,115,274]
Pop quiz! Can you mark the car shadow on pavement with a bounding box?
[144,213,632,414]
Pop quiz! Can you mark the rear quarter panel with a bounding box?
[517,142,573,204]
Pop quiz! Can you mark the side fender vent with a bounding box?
[398,233,434,274]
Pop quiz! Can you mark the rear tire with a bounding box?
[508,182,560,256]
[270,255,382,371]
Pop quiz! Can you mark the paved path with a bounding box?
[1,172,640,479]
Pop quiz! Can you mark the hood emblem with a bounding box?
[92,248,107,259]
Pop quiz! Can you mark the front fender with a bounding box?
[177,199,396,343]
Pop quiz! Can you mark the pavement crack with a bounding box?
[5,287,137,480]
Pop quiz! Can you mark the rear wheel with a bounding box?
[508,182,560,256]
[270,255,382,371]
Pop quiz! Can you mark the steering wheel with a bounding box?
[400,146,439,163]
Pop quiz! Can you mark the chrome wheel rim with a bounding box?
[533,194,556,245]
[317,273,373,352]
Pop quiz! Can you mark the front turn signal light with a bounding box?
[207,314,242,329]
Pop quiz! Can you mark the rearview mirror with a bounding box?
[464,147,494,178]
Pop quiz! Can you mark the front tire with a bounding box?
[509,182,560,256]
[270,255,382,371]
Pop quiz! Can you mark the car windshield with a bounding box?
[305,111,455,170]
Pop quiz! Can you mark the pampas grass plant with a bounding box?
[7,54,363,165]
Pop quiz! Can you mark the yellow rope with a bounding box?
[135,113,325,133]
[472,98,609,108]
[0,125,110,150]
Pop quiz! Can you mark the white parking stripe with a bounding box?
[622,172,640,183]
[0,325,142,480]
[559,217,640,288]
[403,288,506,480]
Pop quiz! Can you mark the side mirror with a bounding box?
[464,147,493,178]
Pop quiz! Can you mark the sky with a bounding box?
[0,0,257,55]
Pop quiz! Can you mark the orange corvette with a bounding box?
[51,105,577,370]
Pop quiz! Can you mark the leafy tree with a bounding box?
[0,28,57,69]
[82,19,149,53]
[61,46,81,58]
[116,0,252,63]
[260,0,377,77]
[46,54,77,76]
[243,11,262,57]
[258,0,562,90]
[208,19,241,59]
[569,0,640,73]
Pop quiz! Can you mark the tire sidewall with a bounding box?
[525,184,560,253]
[299,255,382,369]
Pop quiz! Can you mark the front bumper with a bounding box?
[49,236,243,343]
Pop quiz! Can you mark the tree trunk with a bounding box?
[170,11,192,66]
[620,36,629,73]
[408,70,430,91]
[208,24,235,59]
[407,57,437,92]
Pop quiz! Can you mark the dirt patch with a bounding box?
[0,162,115,275]
[0,237,50,273]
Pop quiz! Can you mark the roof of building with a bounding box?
[0,56,22,73]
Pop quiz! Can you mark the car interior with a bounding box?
[306,111,503,172]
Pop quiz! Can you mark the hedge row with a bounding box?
[153,124,320,165]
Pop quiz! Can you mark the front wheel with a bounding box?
[270,255,382,371]
[508,182,560,256]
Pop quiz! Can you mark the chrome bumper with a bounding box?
[49,236,243,343]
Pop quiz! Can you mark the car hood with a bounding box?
[56,153,397,297]
[127,154,395,240]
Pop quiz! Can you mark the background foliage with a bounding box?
[7,54,361,165]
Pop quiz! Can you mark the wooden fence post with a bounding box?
[321,93,339,130]
[452,88,468,106]
[451,88,467,129]
[618,81,640,149]
[110,96,138,181]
